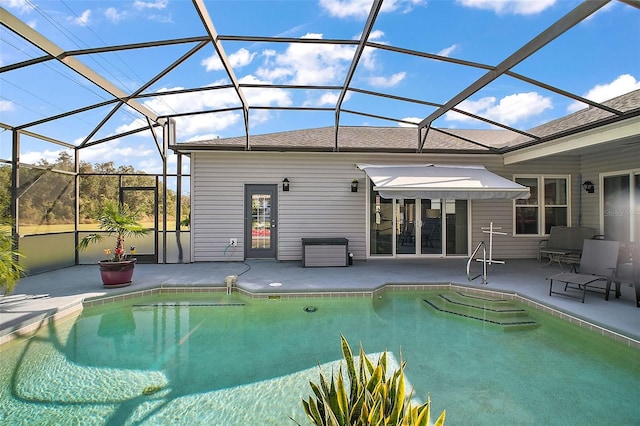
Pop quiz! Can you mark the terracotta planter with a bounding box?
[98,259,136,288]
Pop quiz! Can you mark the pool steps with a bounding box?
[423,291,540,331]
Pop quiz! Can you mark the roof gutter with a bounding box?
[503,113,640,165]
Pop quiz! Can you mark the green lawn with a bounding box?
[15,221,187,235]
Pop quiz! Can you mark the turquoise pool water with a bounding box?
[1,290,639,425]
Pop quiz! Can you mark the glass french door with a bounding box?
[245,185,277,258]
[369,188,468,257]
[396,199,418,254]
[603,172,639,242]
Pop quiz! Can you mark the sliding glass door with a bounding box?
[369,188,468,257]
[603,172,639,242]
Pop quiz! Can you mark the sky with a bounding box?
[0,0,639,175]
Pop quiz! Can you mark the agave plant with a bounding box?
[293,335,446,426]
[0,224,26,295]
[77,201,148,262]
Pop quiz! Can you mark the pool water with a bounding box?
[1,290,639,425]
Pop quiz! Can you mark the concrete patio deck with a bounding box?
[2,258,639,346]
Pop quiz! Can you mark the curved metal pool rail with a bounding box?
[467,240,487,285]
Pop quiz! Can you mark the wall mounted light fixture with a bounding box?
[582,180,594,193]
[282,178,290,192]
[351,179,359,192]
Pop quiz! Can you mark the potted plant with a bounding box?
[77,201,149,288]
[0,222,26,295]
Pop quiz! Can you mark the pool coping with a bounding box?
[2,282,639,350]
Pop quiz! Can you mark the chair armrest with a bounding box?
[538,239,550,262]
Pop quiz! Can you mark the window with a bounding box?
[514,176,569,235]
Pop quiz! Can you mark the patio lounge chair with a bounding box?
[613,242,640,308]
[547,239,620,303]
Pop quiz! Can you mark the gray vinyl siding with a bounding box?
[191,150,596,262]
[192,152,367,262]
[469,155,581,259]
[579,136,640,233]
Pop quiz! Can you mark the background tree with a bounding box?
[0,157,189,231]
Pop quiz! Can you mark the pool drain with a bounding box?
[303,306,318,313]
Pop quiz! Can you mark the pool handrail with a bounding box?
[467,240,487,285]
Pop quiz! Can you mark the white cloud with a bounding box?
[303,91,350,107]
[137,158,162,174]
[0,0,35,14]
[318,91,343,106]
[133,0,168,10]
[0,100,15,112]
[255,65,293,81]
[115,118,149,135]
[398,117,420,127]
[144,88,242,136]
[202,48,257,72]
[359,30,387,70]
[320,0,376,19]
[201,55,222,72]
[134,78,288,134]
[115,79,292,140]
[446,92,552,125]
[583,0,615,22]
[368,72,406,88]
[368,30,385,41]
[361,32,387,71]
[241,75,293,107]
[70,9,91,26]
[248,109,273,126]
[105,7,124,23]
[20,148,72,165]
[457,0,556,15]
[256,33,355,86]
[567,74,640,113]
[79,140,155,165]
[438,44,460,57]
[145,84,241,113]
[184,134,219,142]
[320,0,425,19]
[180,112,242,136]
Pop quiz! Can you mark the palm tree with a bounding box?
[77,200,148,262]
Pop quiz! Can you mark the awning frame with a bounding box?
[357,163,530,200]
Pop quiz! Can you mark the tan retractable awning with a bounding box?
[357,164,530,200]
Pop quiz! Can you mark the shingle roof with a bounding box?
[178,126,497,152]
[504,88,640,148]
[176,89,640,154]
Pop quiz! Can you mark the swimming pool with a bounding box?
[1,289,639,425]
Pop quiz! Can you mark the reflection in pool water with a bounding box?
[1,290,639,425]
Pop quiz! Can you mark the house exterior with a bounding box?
[173,90,640,263]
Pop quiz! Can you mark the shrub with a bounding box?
[0,225,26,295]
[293,335,446,426]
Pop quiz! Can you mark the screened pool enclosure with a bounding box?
[1,0,639,274]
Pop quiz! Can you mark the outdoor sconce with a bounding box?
[282,178,290,192]
[582,180,594,194]
[351,179,359,192]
